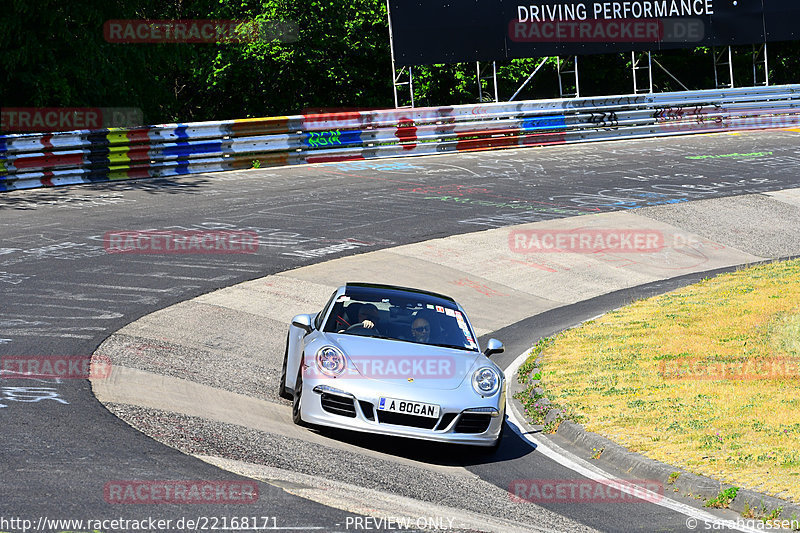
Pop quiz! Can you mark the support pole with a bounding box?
[509,57,549,101]
[409,67,415,108]
[492,61,499,102]
[727,46,734,89]
[476,61,483,102]
[652,57,690,91]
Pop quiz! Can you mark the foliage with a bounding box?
[2,1,800,125]
[704,487,739,508]
[1,0,392,123]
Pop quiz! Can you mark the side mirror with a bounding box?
[484,338,504,358]
[291,314,313,334]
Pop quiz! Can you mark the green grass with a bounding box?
[516,259,800,503]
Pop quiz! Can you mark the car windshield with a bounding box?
[323,287,479,351]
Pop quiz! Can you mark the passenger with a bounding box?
[411,315,432,343]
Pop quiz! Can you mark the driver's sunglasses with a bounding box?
[412,326,429,333]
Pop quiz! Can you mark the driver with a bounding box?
[357,304,380,330]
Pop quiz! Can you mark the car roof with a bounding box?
[344,282,456,303]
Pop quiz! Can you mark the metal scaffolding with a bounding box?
[557,56,580,98]
[391,66,414,109]
[387,1,770,108]
[476,61,499,103]
[753,43,769,86]
[713,46,734,89]
[387,0,414,108]
[631,51,653,94]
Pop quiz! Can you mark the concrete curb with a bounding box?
[554,420,800,518]
[519,408,800,518]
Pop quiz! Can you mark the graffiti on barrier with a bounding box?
[588,111,619,128]
[307,129,342,148]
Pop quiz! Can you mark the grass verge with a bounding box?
[516,259,800,503]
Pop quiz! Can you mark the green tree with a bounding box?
[2,0,798,127]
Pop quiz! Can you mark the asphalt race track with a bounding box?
[2,130,799,532]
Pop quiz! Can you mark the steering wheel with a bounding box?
[345,323,381,336]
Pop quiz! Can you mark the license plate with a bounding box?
[378,397,440,418]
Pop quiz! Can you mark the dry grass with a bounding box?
[517,259,800,503]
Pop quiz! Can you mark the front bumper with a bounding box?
[299,376,506,447]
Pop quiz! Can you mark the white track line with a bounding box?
[504,350,762,533]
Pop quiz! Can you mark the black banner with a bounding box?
[389,0,798,66]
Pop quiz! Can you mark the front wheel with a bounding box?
[292,364,307,426]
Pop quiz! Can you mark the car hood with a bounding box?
[325,333,483,390]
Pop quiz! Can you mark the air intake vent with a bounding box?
[454,413,491,433]
[436,413,458,431]
[320,393,357,418]
[359,400,375,421]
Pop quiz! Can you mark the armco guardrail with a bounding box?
[2,85,800,192]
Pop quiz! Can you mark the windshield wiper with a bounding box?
[426,342,477,352]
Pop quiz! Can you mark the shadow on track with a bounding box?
[0,177,212,209]
[306,419,537,467]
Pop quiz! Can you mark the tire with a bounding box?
[278,333,292,400]
[292,363,307,426]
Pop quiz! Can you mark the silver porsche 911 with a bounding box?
[278,283,506,448]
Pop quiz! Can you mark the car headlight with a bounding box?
[315,346,346,377]
[472,366,500,396]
